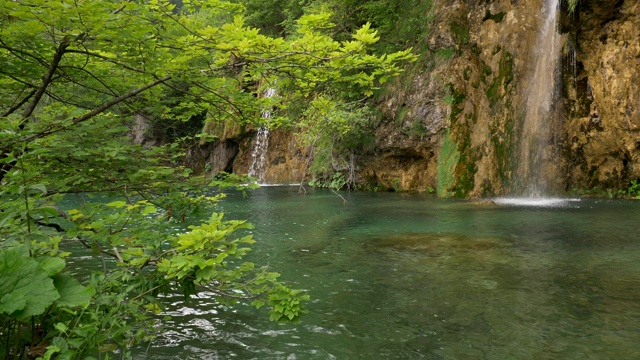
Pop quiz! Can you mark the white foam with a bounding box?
[493,197,581,208]
[240,182,302,187]
[257,183,302,187]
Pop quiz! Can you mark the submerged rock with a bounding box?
[368,232,508,253]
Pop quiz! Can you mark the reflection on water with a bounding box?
[131,188,640,359]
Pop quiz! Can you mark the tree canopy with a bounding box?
[0,0,414,358]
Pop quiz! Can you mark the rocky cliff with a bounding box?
[362,0,639,196]
[564,0,640,191]
[195,0,640,196]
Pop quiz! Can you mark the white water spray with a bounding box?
[248,88,276,183]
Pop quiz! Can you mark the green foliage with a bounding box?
[229,0,311,36]
[234,0,434,55]
[327,0,434,54]
[391,178,401,192]
[0,0,415,357]
[309,172,348,190]
[570,186,629,199]
[299,96,375,190]
[565,0,579,15]
[627,180,640,199]
[1,250,60,321]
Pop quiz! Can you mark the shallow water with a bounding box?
[128,187,639,359]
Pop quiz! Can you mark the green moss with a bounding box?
[404,119,429,138]
[463,67,471,81]
[454,161,477,197]
[446,83,466,122]
[482,10,506,23]
[450,18,470,46]
[489,117,514,185]
[437,131,460,197]
[480,179,494,197]
[485,51,514,107]
[435,47,455,62]
[451,115,477,197]
[395,106,410,126]
[470,43,481,56]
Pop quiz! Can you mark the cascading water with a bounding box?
[516,0,563,197]
[496,0,575,207]
[248,88,276,183]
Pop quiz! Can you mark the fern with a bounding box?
[565,0,579,15]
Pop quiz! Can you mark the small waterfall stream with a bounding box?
[248,88,276,183]
[515,0,563,197]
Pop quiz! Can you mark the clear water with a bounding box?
[113,187,640,359]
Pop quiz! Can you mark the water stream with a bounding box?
[248,88,277,184]
[92,187,640,360]
[515,0,563,198]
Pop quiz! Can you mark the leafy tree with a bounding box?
[0,0,413,358]
[232,0,434,53]
[228,0,313,37]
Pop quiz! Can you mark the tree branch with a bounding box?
[21,36,73,120]
[1,88,37,118]
[72,75,172,125]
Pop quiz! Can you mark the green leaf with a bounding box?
[106,201,127,208]
[0,250,60,321]
[52,274,95,308]
[141,205,157,215]
[251,299,266,309]
[28,183,48,195]
[36,256,66,276]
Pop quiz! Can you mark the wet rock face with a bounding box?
[371,0,640,195]
[362,68,445,192]
[564,0,640,190]
[233,129,310,184]
[374,0,552,197]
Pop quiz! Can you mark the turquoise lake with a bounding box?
[119,186,640,359]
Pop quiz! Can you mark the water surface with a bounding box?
[131,187,639,359]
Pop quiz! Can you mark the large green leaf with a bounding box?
[36,256,66,276]
[0,249,60,321]
[52,273,95,308]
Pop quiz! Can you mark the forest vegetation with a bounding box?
[0,0,416,358]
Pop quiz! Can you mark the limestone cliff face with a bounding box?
[360,0,640,196]
[233,129,310,184]
[198,0,639,196]
[362,0,553,196]
[564,0,640,190]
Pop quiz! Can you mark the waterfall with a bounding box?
[248,88,276,183]
[514,0,563,197]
